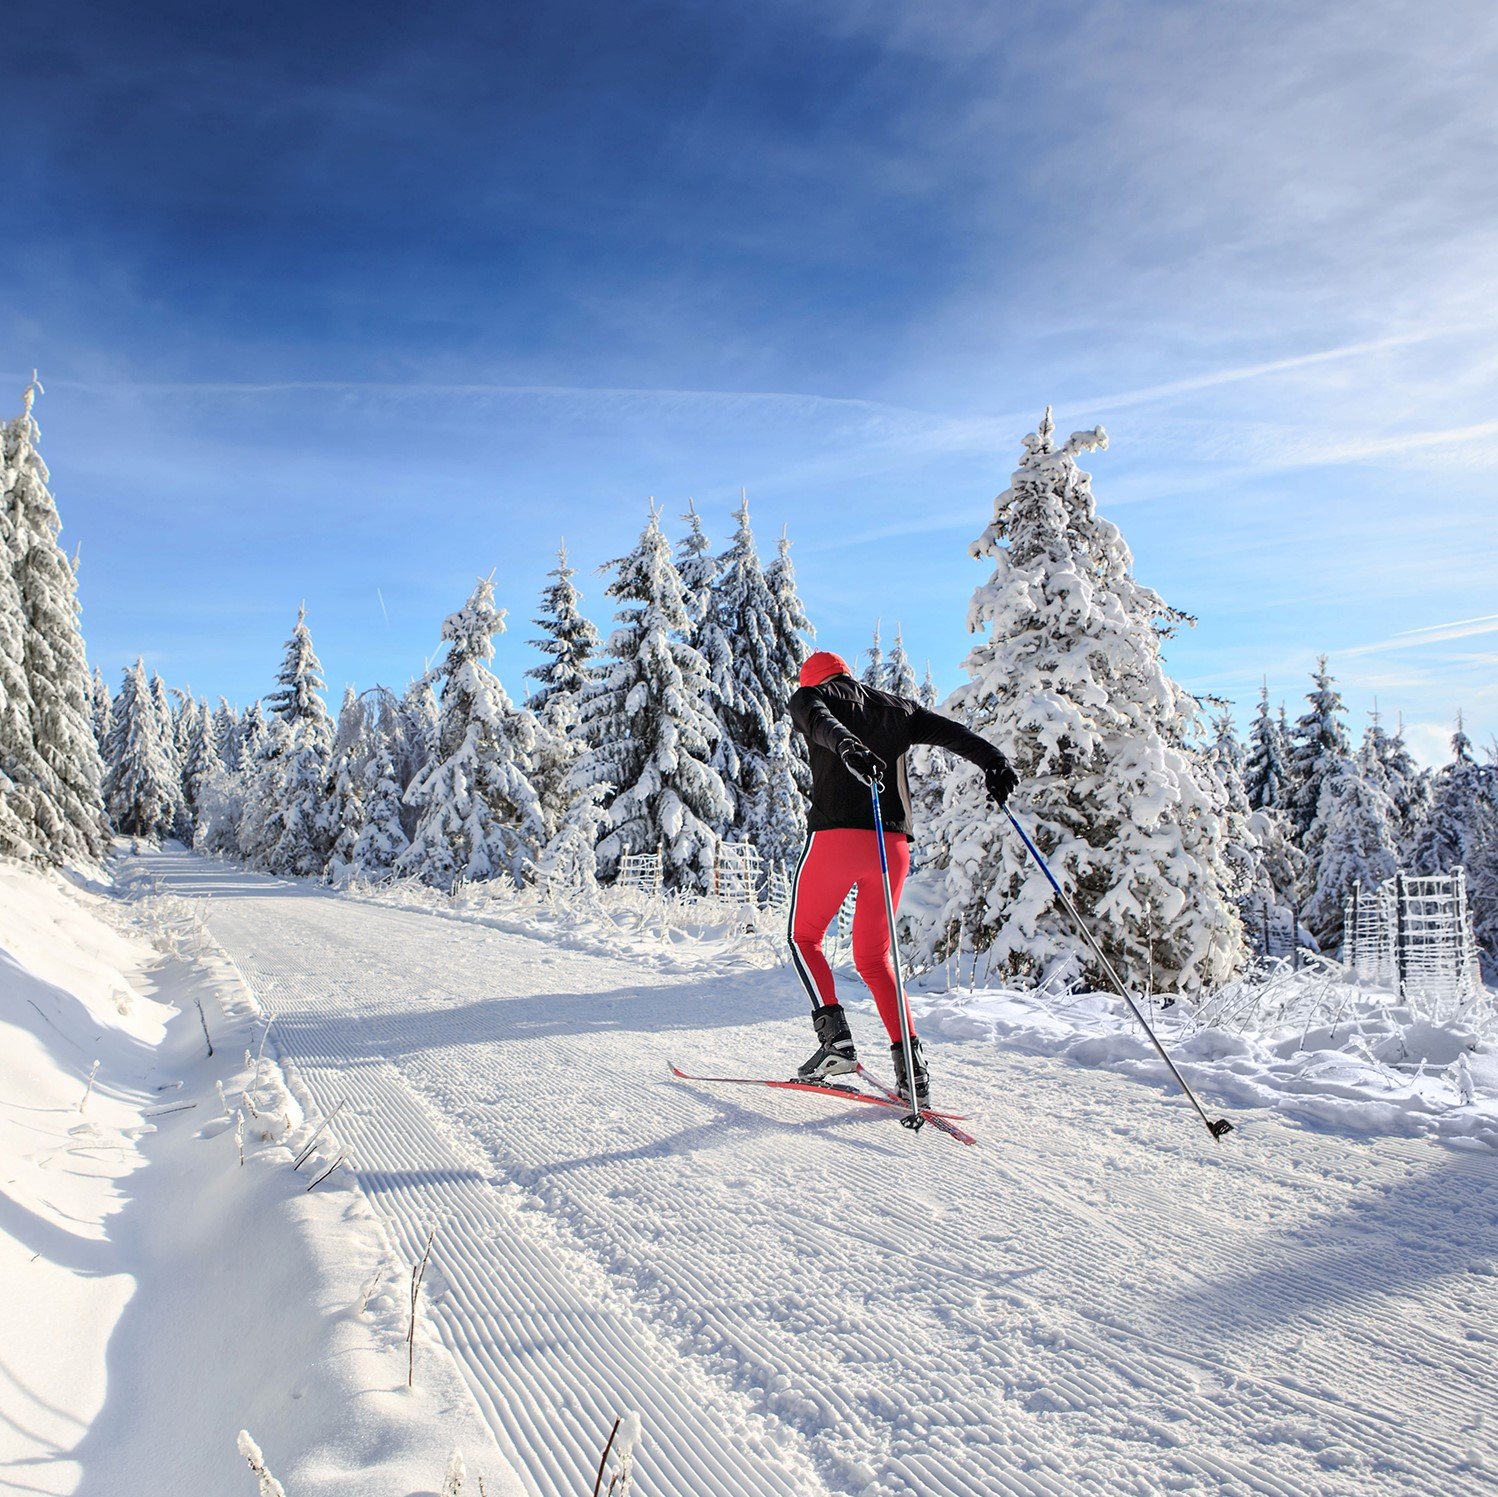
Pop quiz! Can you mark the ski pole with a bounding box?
[870,777,924,1131]
[1003,808,1233,1143]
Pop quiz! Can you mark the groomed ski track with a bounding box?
[147,850,1495,1497]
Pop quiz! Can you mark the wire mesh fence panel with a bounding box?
[715,842,764,905]
[1343,868,1486,1021]
[618,852,663,894]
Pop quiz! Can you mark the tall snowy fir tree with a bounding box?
[674,503,738,836]
[1409,719,1488,876]
[922,410,1241,994]
[1364,712,1430,851]
[255,606,334,876]
[102,659,180,840]
[524,540,600,713]
[1303,754,1401,950]
[350,736,409,879]
[575,508,730,890]
[213,698,242,772]
[147,672,188,839]
[760,527,814,868]
[862,620,885,689]
[713,496,801,858]
[324,686,371,883]
[0,424,38,860]
[89,668,111,756]
[1,379,107,863]
[885,626,919,700]
[1288,658,1351,838]
[1240,688,1282,814]
[399,579,544,889]
[179,697,222,827]
[1204,705,1259,912]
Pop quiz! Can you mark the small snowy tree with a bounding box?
[213,698,242,772]
[1409,719,1487,875]
[923,409,1241,994]
[885,625,919,700]
[676,502,738,835]
[89,668,111,755]
[180,698,222,828]
[1242,685,1291,813]
[350,736,409,879]
[399,579,544,889]
[525,539,601,713]
[861,619,885,689]
[761,527,813,860]
[575,507,730,890]
[1365,714,1432,852]
[2,378,108,863]
[325,687,371,884]
[102,660,180,840]
[536,779,607,900]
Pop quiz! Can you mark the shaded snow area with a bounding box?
[0,858,514,1496]
[7,848,1498,1495]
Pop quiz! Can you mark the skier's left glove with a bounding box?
[984,757,1019,809]
[839,738,885,787]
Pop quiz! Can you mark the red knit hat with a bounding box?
[799,650,851,687]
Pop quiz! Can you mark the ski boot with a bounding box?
[798,1003,857,1081]
[890,1034,930,1110]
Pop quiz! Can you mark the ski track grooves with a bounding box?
[147,851,1498,1497]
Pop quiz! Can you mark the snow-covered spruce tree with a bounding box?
[256,606,335,876]
[180,697,222,828]
[1204,704,1259,911]
[89,668,111,756]
[0,450,39,860]
[102,659,180,840]
[861,619,885,689]
[1408,719,1488,876]
[1,379,108,863]
[395,677,439,836]
[1287,657,1351,839]
[238,699,268,763]
[399,579,544,889]
[535,779,607,899]
[213,698,242,772]
[1243,683,1292,812]
[148,672,189,839]
[923,410,1242,994]
[886,625,919,700]
[525,540,602,714]
[324,686,371,884]
[1364,714,1431,853]
[1303,753,1401,950]
[760,527,814,863]
[675,502,738,836]
[575,507,730,890]
[713,495,801,859]
[351,736,409,880]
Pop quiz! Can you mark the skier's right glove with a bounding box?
[838,738,885,787]
[984,756,1019,809]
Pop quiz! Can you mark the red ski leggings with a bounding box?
[787,828,913,1043]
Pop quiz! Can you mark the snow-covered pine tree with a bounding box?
[923,409,1241,994]
[102,659,180,840]
[885,626,919,700]
[89,668,111,756]
[1364,711,1431,852]
[1204,704,1258,908]
[324,686,371,884]
[535,780,607,900]
[575,507,730,890]
[214,698,242,773]
[399,579,544,889]
[1408,718,1487,875]
[238,699,268,764]
[180,697,222,828]
[1242,682,1292,811]
[258,605,334,876]
[675,502,738,836]
[147,672,189,839]
[525,540,602,713]
[713,495,797,859]
[862,619,885,689]
[1288,657,1351,839]
[351,736,409,880]
[761,527,814,864]
[1303,753,1401,950]
[2,378,108,863]
[0,455,39,859]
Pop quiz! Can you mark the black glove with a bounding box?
[838,738,885,787]
[984,757,1019,809]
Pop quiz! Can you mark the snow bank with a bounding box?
[912,968,1498,1150]
[0,858,515,1496]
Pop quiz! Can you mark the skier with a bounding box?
[787,650,1017,1106]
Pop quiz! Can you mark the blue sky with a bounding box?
[5,0,1496,764]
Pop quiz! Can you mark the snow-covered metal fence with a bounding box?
[618,852,663,894]
[1344,869,1485,1018]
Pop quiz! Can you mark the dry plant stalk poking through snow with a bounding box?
[236,1430,287,1497]
[408,1223,437,1387]
[593,1411,643,1496]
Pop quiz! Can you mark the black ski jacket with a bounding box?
[788,675,1008,836]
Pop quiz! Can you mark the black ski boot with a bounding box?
[798,1004,857,1081]
[890,1035,929,1110]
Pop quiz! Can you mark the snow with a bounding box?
[0,856,515,1495]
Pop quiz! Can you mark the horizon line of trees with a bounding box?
[4,384,1495,990]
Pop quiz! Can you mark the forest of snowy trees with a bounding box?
[4,383,1496,990]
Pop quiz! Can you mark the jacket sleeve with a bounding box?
[790,687,860,756]
[907,706,1009,772]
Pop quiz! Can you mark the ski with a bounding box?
[854,1063,978,1146]
[668,1063,969,1122]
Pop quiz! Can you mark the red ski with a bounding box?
[668,1062,971,1127]
[853,1063,978,1145]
